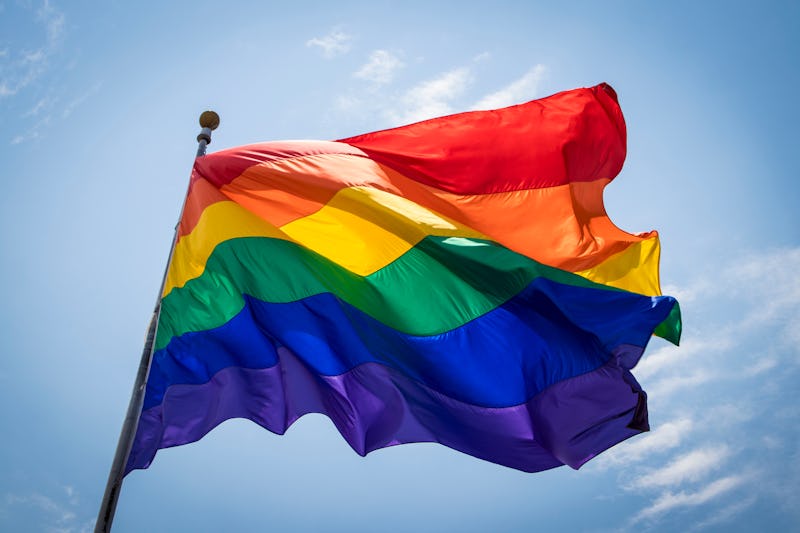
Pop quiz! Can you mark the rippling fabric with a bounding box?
[126,83,681,475]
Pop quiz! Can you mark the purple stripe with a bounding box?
[127,344,648,474]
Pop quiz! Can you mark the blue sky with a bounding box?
[1,1,798,531]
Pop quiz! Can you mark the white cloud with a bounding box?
[725,248,800,340]
[471,64,547,110]
[22,49,46,64]
[689,247,800,333]
[306,29,352,58]
[743,357,778,377]
[0,61,43,98]
[62,81,102,119]
[598,246,800,529]
[725,248,800,287]
[661,281,711,304]
[634,246,800,406]
[597,418,693,466]
[633,475,746,522]
[23,95,56,117]
[2,487,92,533]
[38,0,66,44]
[64,485,78,506]
[9,82,101,145]
[392,67,472,124]
[772,444,800,515]
[336,94,361,112]
[699,403,755,430]
[0,0,65,98]
[690,495,758,531]
[10,114,51,145]
[354,50,404,86]
[648,369,712,398]
[633,344,679,380]
[666,248,799,340]
[761,435,783,450]
[636,338,714,380]
[627,445,731,489]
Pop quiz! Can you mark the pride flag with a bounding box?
[126,83,680,475]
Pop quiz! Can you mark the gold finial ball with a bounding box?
[199,110,220,130]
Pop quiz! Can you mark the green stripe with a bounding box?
[156,235,680,351]
[158,236,594,350]
[653,300,682,345]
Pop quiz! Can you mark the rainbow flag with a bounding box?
[126,83,680,474]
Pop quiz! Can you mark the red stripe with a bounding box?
[192,140,366,188]
[339,84,626,195]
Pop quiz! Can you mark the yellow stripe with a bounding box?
[164,201,291,297]
[164,186,485,297]
[282,187,485,275]
[574,236,662,296]
[166,185,662,299]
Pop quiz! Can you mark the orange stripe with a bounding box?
[179,154,362,238]
[179,153,649,273]
[177,177,228,237]
[406,180,653,273]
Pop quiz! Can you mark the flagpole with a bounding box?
[95,111,220,533]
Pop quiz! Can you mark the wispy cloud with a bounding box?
[10,114,51,145]
[699,403,755,431]
[632,475,747,523]
[335,94,362,112]
[724,248,800,341]
[392,67,472,124]
[0,61,44,99]
[647,369,712,398]
[9,79,101,146]
[3,486,93,533]
[62,81,102,118]
[627,445,731,489]
[23,95,57,117]
[306,29,352,58]
[64,485,78,506]
[0,0,66,98]
[666,248,800,333]
[38,0,66,44]
[597,418,694,466]
[743,356,778,377]
[661,281,710,304]
[689,495,758,531]
[354,50,404,86]
[636,337,731,380]
[471,64,546,110]
[677,247,800,338]
[335,62,549,135]
[595,246,800,530]
[640,247,800,403]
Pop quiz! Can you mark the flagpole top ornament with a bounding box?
[196,110,220,157]
[199,110,220,130]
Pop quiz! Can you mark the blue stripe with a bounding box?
[145,277,675,410]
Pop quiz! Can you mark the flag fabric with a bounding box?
[125,83,681,475]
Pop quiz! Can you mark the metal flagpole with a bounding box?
[95,111,220,533]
